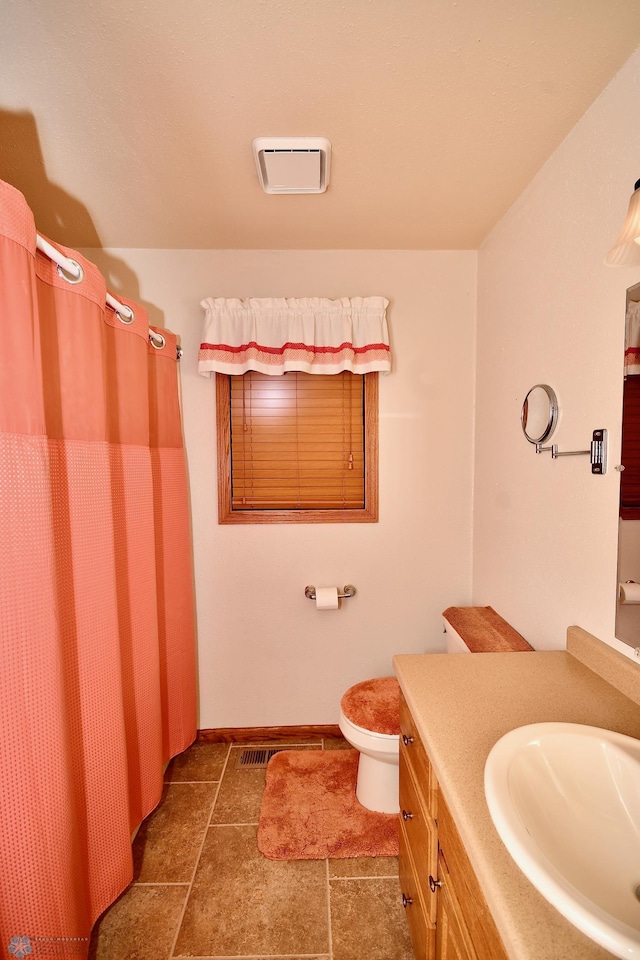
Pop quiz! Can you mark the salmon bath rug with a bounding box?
[257,749,399,860]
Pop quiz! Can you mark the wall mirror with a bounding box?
[521,384,558,445]
[615,282,640,649]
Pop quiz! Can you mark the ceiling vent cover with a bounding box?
[252,137,331,194]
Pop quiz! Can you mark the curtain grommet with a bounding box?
[150,333,166,350]
[57,259,84,285]
[116,307,135,324]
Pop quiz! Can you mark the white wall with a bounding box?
[87,249,477,727]
[473,49,640,655]
[84,46,640,728]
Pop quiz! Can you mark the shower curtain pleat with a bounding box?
[0,179,196,956]
[103,298,164,834]
[148,329,197,762]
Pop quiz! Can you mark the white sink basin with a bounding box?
[484,722,640,959]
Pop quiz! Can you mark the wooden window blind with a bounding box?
[216,371,378,523]
[620,374,640,519]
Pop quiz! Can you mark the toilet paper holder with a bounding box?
[305,584,356,600]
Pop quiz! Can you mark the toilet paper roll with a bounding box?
[315,586,339,610]
[619,581,640,604]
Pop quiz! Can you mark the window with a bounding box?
[216,371,378,523]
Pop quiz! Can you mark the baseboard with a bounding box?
[196,724,342,743]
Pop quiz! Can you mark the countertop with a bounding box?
[393,627,640,960]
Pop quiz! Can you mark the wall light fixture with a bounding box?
[605,178,640,266]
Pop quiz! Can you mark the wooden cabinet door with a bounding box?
[399,830,436,960]
[399,749,438,922]
[435,847,477,960]
[436,794,509,960]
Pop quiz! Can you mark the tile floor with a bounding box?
[89,737,414,960]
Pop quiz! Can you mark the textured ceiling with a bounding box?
[1,0,640,250]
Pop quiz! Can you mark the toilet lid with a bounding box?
[340,677,400,736]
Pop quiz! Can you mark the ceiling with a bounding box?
[2,0,640,251]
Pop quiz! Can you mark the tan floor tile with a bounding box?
[323,736,352,750]
[329,856,399,878]
[89,883,187,960]
[165,741,229,782]
[210,750,267,824]
[211,744,319,824]
[133,782,217,882]
[174,824,329,957]
[330,877,414,960]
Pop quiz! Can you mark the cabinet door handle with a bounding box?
[401,809,414,821]
[429,875,442,893]
[402,734,414,746]
[402,893,413,908]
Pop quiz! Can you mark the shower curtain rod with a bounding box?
[35,233,171,353]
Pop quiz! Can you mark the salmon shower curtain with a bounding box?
[0,180,196,958]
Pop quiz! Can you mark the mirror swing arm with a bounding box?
[521,384,607,475]
[535,429,608,475]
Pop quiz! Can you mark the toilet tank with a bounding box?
[442,617,471,653]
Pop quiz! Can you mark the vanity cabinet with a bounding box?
[398,700,437,959]
[399,692,509,960]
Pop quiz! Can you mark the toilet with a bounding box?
[339,608,532,814]
[339,676,401,814]
[339,614,471,814]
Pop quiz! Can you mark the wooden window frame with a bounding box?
[215,371,379,524]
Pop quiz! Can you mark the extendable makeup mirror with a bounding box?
[521,384,558,445]
[520,384,606,474]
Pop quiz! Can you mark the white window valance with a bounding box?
[198,296,391,376]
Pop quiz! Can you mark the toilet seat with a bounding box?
[340,676,400,736]
[338,708,399,755]
[339,711,398,742]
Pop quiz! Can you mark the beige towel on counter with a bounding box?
[442,606,533,653]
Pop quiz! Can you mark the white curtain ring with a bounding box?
[57,259,84,285]
[116,308,135,325]
[150,333,166,350]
